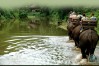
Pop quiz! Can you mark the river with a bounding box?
[0,20,99,65]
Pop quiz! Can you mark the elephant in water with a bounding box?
[67,18,80,40]
[67,22,75,40]
[72,25,81,48]
[78,29,99,64]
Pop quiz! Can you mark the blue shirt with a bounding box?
[90,16,97,20]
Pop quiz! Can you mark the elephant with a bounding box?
[67,22,75,40]
[79,29,99,63]
[67,19,80,40]
[72,25,81,48]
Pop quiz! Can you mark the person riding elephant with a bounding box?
[81,13,89,21]
[80,13,89,32]
[90,13,97,21]
[77,12,83,21]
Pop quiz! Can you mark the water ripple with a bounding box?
[0,35,99,65]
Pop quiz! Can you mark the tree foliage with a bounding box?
[0,6,99,21]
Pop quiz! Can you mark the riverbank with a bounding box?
[58,22,67,31]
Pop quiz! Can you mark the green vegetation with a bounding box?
[0,6,99,34]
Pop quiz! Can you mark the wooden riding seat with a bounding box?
[82,20,97,30]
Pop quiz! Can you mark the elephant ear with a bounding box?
[89,54,97,62]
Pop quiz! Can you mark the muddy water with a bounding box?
[0,35,99,65]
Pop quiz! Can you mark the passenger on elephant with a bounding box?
[90,13,97,21]
[80,13,89,32]
[81,13,89,21]
[77,12,83,21]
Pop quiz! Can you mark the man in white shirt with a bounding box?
[81,13,88,21]
[77,12,83,21]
